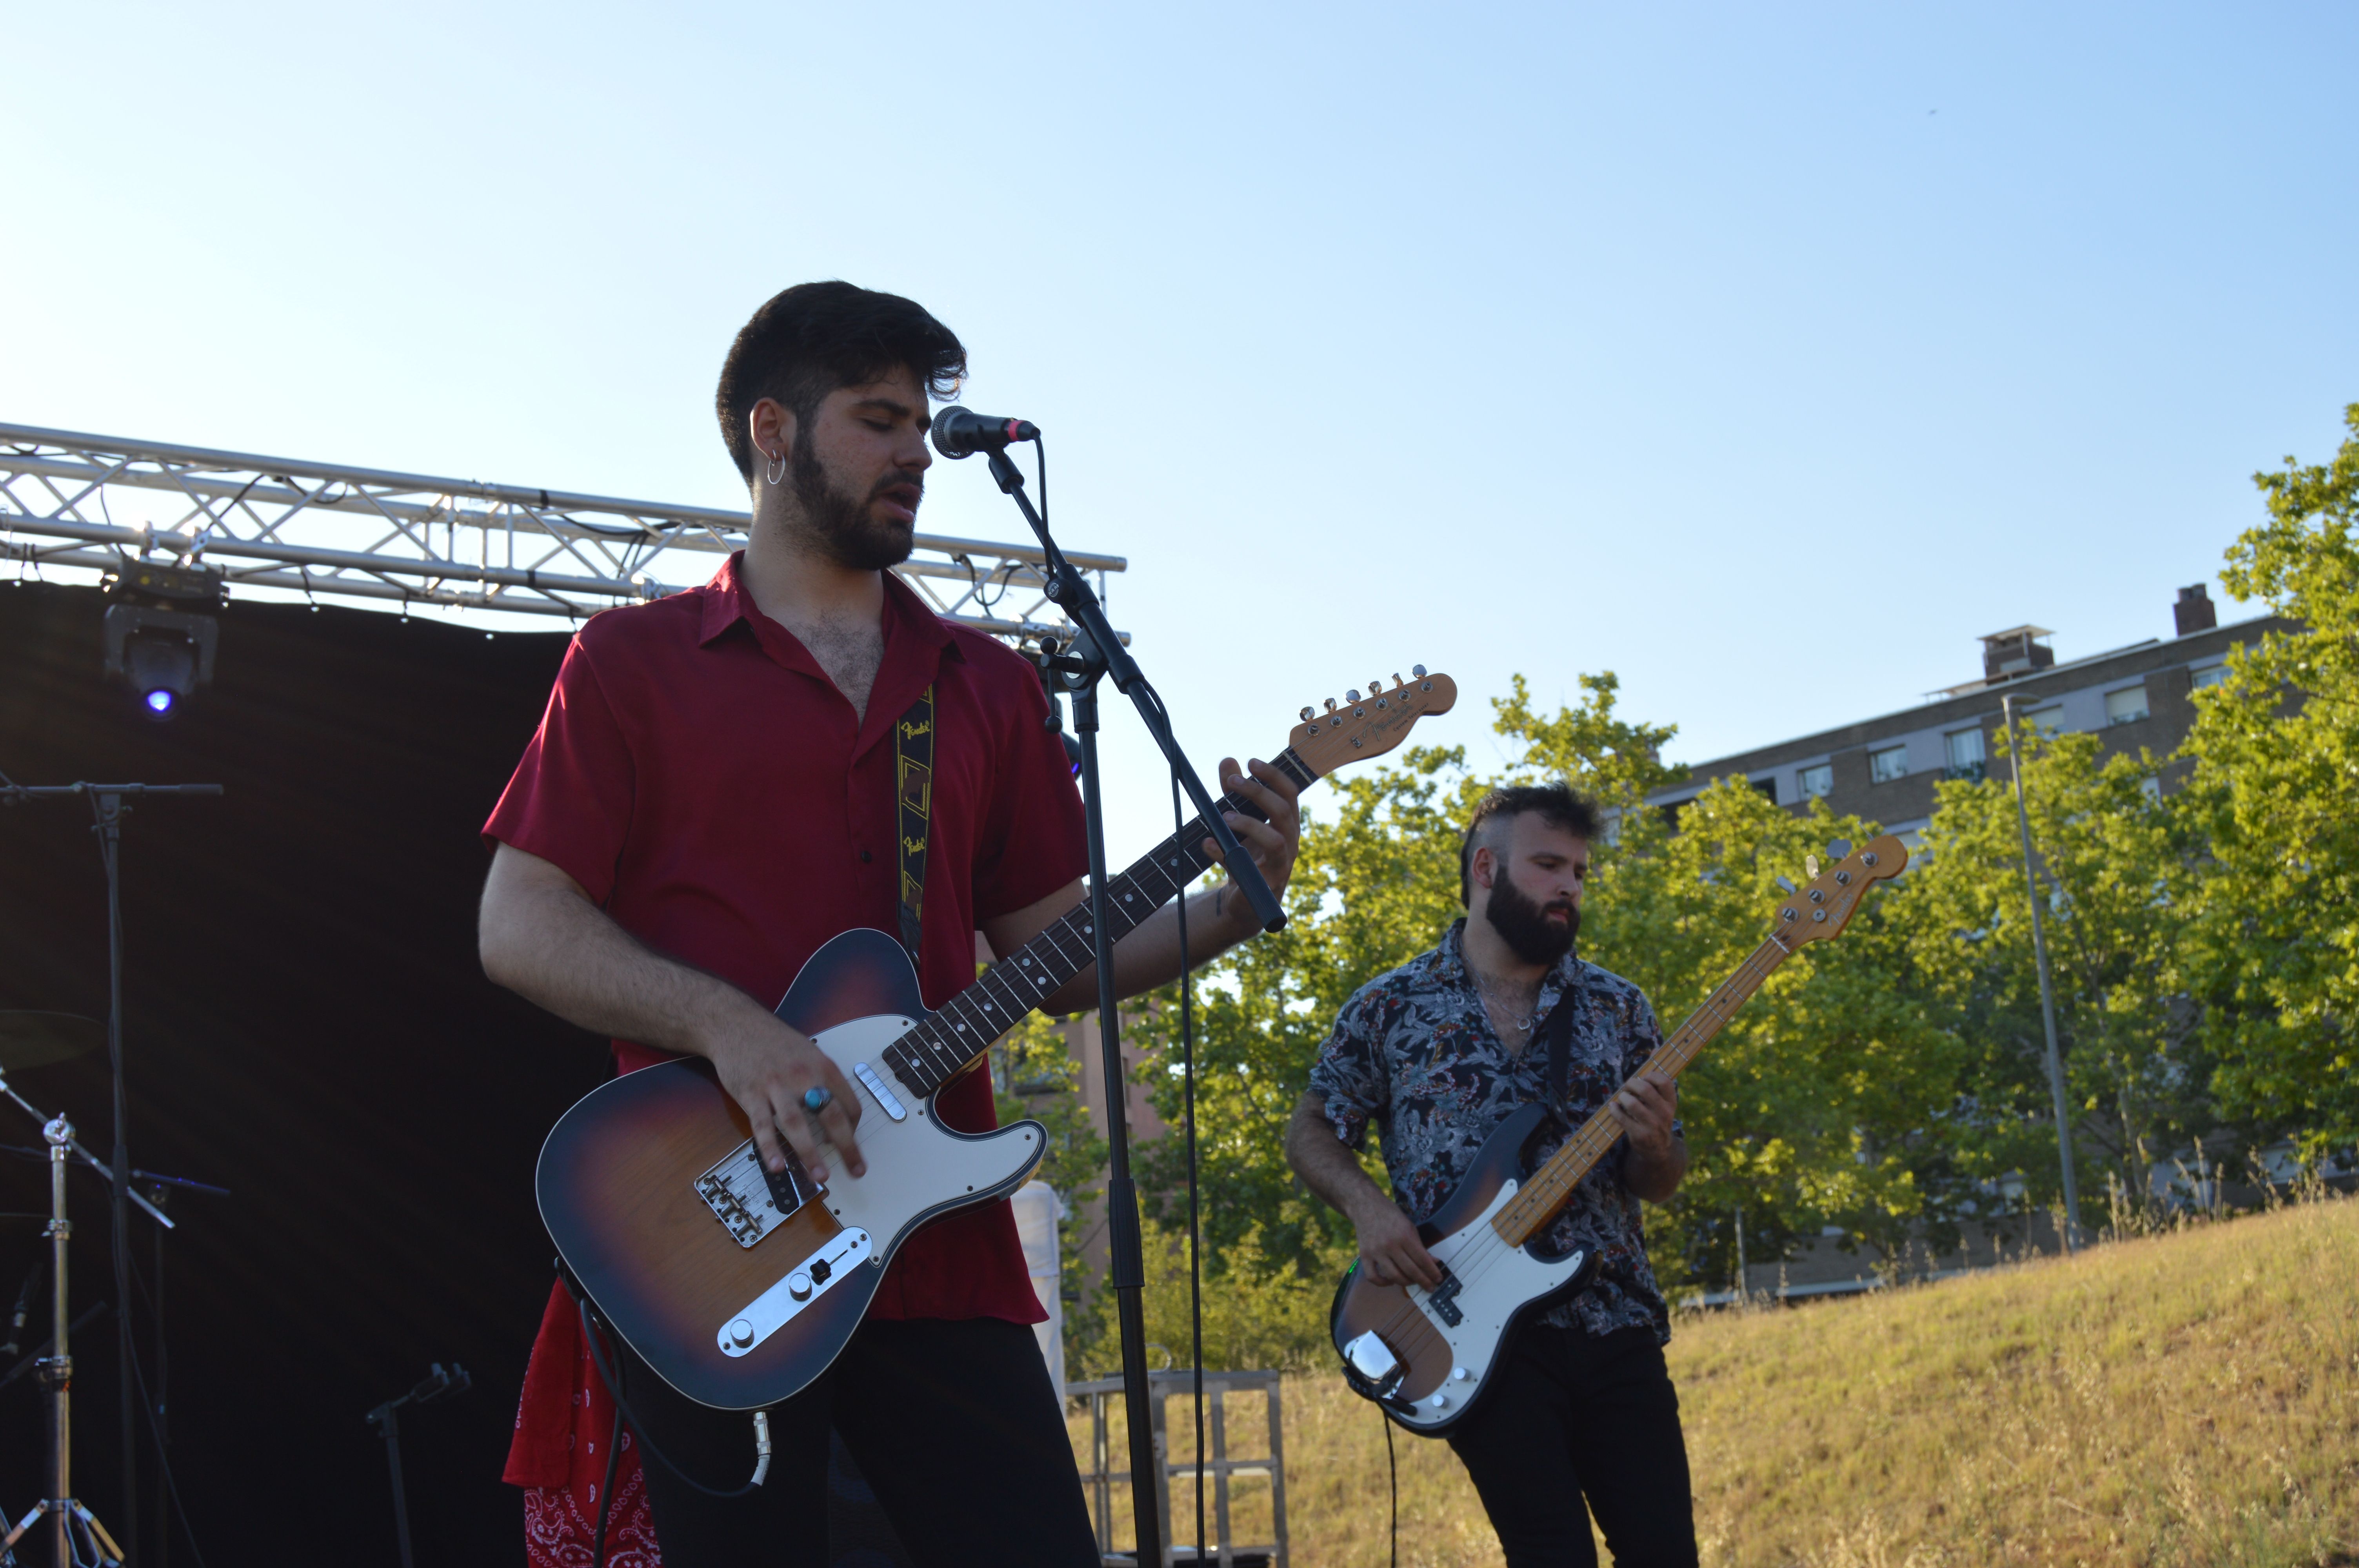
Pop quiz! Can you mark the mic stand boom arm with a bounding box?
[976,444,1281,1568]
[981,446,1285,935]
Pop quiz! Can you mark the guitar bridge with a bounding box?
[694,1140,818,1249]
[1422,1266,1465,1327]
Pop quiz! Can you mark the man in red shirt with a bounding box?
[479,281,1301,1566]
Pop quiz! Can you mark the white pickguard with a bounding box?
[1392,1178,1590,1429]
[810,1014,1042,1260]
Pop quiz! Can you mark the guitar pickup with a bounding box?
[696,1140,821,1249]
[1422,1266,1465,1327]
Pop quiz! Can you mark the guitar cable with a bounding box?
[1384,1407,1398,1568]
[1173,769,1209,1568]
[575,1292,772,1564]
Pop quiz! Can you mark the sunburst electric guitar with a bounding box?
[538,670,1459,1410]
[1329,834,1908,1435]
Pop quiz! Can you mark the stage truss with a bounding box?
[0,423,1123,642]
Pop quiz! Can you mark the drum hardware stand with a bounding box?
[0,1076,127,1568]
[131,1168,224,1568]
[365,1363,472,1568]
[1,778,221,1568]
[954,433,1284,1568]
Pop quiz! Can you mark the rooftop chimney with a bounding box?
[1979,625,2056,684]
[2174,583,2217,636]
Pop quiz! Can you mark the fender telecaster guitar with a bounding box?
[1329,834,1908,1435]
[539,670,1458,1410]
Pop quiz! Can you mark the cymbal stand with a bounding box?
[1,778,220,1568]
[0,1074,124,1568]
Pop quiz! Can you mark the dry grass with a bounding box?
[1074,1196,2359,1566]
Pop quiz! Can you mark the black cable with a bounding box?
[1384,1408,1398,1568]
[591,1400,624,1568]
[1032,435,1047,530]
[576,1296,764,1499]
[1173,771,1206,1565]
[120,1310,208,1568]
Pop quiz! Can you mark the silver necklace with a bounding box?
[1472,971,1539,1035]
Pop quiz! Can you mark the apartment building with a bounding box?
[1643,584,2286,844]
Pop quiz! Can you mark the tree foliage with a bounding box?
[2180,404,2359,1151]
[1090,403,2359,1325]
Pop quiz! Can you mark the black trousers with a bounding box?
[611,1315,1098,1568]
[1445,1323,1699,1568]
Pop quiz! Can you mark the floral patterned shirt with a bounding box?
[1307,920,1675,1341]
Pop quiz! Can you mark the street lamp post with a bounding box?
[2001,695,2084,1252]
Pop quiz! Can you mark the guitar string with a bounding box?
[882,746,1319,1094]
[1355,936,1788,1361]
[1354,933,1795,1366]
[1353,967,1774,1361]
[1362,869,1880,1367]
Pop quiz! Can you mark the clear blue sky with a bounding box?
[7,2,2354,859]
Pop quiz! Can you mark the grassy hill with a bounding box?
[1083,1194,2358,1566]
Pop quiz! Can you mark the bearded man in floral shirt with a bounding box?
[1286,782,1697,1568]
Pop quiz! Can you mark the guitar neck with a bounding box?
[881,748,1320,1098]
[1490,931,1796,1249]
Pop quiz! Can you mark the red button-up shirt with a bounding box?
[487,553,1085,1483]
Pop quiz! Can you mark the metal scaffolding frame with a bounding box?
[0,423,1124,641]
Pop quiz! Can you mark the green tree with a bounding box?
[1579,777,1959,1289]
[990,1008,1110,1368]
[1899,725,2208,1215]
[2180,403,2359,1154]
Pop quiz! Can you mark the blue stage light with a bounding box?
[145,689,177,717]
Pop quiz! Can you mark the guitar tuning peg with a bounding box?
[1369,678,1383,694]
[1828,838,1853,860]
[1325,697,1338,713]
[1300,706,1314,722]
[1805,855,1821,879]
[1347,689,1361,703]
[1392,672,1403,687]
[1412,664,1427,678]
[1775,876,1797,894]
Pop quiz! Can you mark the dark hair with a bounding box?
[713,281,967,482]
[1458,782,1603,906]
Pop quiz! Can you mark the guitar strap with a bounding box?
[892,684,936,964]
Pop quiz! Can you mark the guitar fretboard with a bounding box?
[1490,931,1795,1249]
[880,749,1320,1097]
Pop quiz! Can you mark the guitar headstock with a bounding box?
[1290,668,1458,778]
[1772,835,1908,947]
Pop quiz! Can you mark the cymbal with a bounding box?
[0,1012,105,1072]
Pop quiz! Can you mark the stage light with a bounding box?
[102,562,223,721]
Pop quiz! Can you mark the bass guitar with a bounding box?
[540,669,1459,1409]
[1329,834,1908,1434]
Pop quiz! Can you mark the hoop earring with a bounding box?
[763,446,788,487]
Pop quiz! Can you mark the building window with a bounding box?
[1944,728,1985,781]
[2192,663,2231,690]
[1798,764,1832,799]
[2025,708,2065,738]
[1870,745,1910,784]
[2139,777,2162,804]
[2106,686,2150,726]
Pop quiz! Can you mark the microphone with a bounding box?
[931,406,1038,460]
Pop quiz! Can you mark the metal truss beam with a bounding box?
[0,423,1124,642]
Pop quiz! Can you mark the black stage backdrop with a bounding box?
[0,579,602,1565]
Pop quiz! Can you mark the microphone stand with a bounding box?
[1,779,222,1568]
[975,443,1282,1568]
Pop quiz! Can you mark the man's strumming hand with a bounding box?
[702,1011,865,1185]
[1349,1194,1443,1290]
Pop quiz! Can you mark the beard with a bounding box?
[791,438,918,571]
[1483,871,1579,967]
